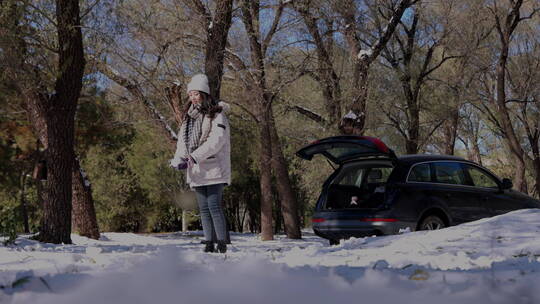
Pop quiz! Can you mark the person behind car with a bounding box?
[339,112,363,135]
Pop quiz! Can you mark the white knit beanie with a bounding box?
[186,74,210,95]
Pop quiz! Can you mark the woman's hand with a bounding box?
[187,155,196,168]
[170,158,188,170]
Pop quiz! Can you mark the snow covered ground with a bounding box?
[1,209,540,304]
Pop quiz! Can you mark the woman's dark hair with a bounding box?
[199,92,222,118]
[181,91,222,121]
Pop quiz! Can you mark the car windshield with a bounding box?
[324,162,394,210]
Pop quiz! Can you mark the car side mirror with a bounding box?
[501,178,513,190]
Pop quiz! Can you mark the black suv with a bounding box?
[297,136,540,245]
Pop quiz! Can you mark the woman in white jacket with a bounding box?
[170,74,231,253]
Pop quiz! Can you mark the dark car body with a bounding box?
[297,136,540,244]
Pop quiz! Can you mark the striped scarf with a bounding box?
[184,104,204,153]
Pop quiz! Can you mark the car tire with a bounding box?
[419,215,446,231]
[329,239,340,246]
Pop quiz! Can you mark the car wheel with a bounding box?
[419,215,445,231]
[329,239,340,246]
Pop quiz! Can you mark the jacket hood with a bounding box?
[218,101,230,113]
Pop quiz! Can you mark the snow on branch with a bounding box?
[357,49,373,60]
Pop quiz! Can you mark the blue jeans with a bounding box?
[194,183,227,242]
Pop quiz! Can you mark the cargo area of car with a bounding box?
[322,160,394,210]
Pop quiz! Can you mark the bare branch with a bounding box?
[362,0,417,64]
[506,98,537,104]
[262,1,285,56]
[81,0,102,19]
[288,105,327,126]
[91,57,178,142]
[229,100,258,122]
[421,55,462,79]
[183,0,211,27]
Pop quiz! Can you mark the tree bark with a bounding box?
[26,99,99,239]
[269,108,301,239]
[202,0,234,243]
[470,138,483,167]
[204,0,233,101]
[533,153,540,198]
[337,0,417,133]
[259,111,274,241]
[294,1,341,126]
[405,87,420,154]
[35,0,86,244]
[442,107,459,155]
[2,0,97,243]
[37,98,77,244]
[513,153,527,193]
[19,172,30,233]
[491,0,529,192]
[236,0,302,240]
[71,158,99,239]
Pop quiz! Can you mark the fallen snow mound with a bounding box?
[1,209,539,304]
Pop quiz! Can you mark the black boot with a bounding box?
[216,240,227,253]
[202,241,214,253]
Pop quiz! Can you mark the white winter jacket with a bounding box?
[170,102,231,188]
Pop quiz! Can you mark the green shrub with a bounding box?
[0,197,19,245]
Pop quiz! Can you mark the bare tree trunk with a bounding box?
[71,158,99,239]
[19,172,30,233]
[533,156,540,198]
[236,0,300,240]
[338,0,417,133]
[349,66,369,133]
[490,0,531,193]
[37,102,76,244]
[26,105,99,239]
[34,0,86,244]
[461,110,483,166]
[471,139,483,167]
[204,0,233,100]
[294,1,341,126]
[3,0,97,243]
[513,154,527,193]
[442,108,459,155]
[202,0,233,243]
[259,113,274,241]
[405,97,420,154]
[269,109,301,239]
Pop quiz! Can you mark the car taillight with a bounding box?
[312,218,325,223]
[360,218,398,222]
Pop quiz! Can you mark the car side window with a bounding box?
[433,162,469,185]
[408,163,431,182]
[465,165,499,189]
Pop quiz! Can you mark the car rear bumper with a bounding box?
[312,218,415,240]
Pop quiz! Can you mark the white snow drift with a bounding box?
[1,209,539,304]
